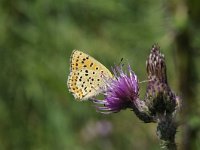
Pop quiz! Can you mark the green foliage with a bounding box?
[0,0,199,150]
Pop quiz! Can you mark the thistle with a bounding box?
[90,44,180,149]
[93,65,154,123]
[93,65,139,112]
[144,44,180,149]
[145,44,178,116]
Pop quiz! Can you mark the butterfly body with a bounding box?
[67,50,112,100]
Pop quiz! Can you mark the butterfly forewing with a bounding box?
[67,50,112,100]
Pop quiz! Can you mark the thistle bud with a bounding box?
[145,44,178,116]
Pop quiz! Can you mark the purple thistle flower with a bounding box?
[93,65,139,113]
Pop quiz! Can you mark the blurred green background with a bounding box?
[0,0,199,150]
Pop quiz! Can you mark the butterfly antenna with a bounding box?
[119,58,124,66]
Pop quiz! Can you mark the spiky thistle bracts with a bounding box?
[145,44,179,116]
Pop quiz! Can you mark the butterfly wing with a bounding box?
[67,50,112,100]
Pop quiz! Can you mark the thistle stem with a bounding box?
[156,116,177,150]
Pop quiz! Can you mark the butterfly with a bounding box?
[67,50,113,101]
